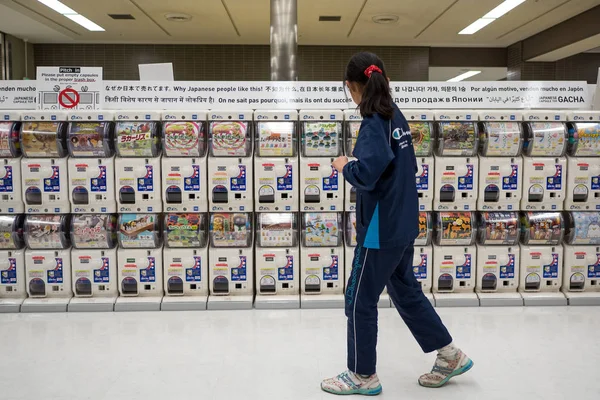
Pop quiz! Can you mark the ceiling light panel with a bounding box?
[37,0,105,31]
[447,71,482,82]
[458,18,494,35]
[483,0,527,19]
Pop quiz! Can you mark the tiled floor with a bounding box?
[1,306,599,400]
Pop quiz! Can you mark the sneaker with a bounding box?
[321,370,382,396]
[418,350,474,388]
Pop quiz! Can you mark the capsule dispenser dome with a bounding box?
[0,111,24,214]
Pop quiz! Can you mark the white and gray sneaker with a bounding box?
[321,370,382,396]
[418,349,474,388]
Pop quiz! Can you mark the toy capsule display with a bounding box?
[477,212,520,245]
[70,214,118,249]
[117,214,162,248]
[164,213,208,248]
[520,212,564,245]
[564,212,600,245]
[434,212,476,246]
[0,215,25,250]
[209,213,252,247]
[24,215,71,249]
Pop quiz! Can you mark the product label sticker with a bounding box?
[258,121,294,157]
[164,121,204,157]
[0,122,18,158]
[47,258,64,284]
[21,122,62,157]
[43,166,61,192]
[588,254,600,278]
[210,213,251,247]
[230,165,247,191]
[183,165,201,192]
[499,254,516,279]
[116,122,157,157]
[415,164,429,191]
[231,256,247,281]
[165,213,205,248]
[90,165,107,192]
[456,254,472,279]
[439,212,473,245]
[278,255,294,281]
[186,256,202,282]
[139,257,156,282]
[118,214,158,248]
[0,258,17,284]
[303,122,341,156]
[502,165,519,191]
[529,122,566,156]
[72,214,116,249]
[482,212,519,245]
[210,121,249,156]
[413,253,428,280]
[572,212,600,244]
[259,213,294,247]
[439,122,476,156]
[484,122,522,156]
[26,215,65,249]
[304,213,340,247]
[592,175,600,191]
[322,167,339,191]
[524,212,563,244]
[68,122,110,157]
[93,257,110,283]
[457,164,474,191]
[572,123,600,156]
[543,253,559,279]
[323,255,339,281]
[546,165,562,190]
[276,164,293,191]
[0,166,14,193]
[137,165,154,192]
[409,121,432,157]
[348,121,362,156]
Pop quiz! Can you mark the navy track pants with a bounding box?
[345,243,453,375]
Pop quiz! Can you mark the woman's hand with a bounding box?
[332,156,349,173]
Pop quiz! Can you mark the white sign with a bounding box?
[139,63,174,81]
[36,67,103,110]
[0,81,36,109]
[0,79,591,111]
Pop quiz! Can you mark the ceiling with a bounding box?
[0,0,599,47]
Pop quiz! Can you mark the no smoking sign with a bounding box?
[58,88,80,108]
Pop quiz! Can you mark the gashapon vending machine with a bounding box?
[254,111,298,212]
[519,212,567,305]
[161,111,208,213]
[344,212,390,308]
[299,110,344,212]
[406,110,435,211]
[114,214,163,311]
[475,212,522,306]
[20,111,70,214]
[521,111,568,211]
[67,111,116,213]
[477,111,524,211]
[254,213,300,308]
[432,212,479,306]
[0,215,26,312]
[433,112,479,211]
[565,111,600,210]
[21,215,72,312]
[413,212,434,305]
[68,214,118,311]
[208,111,253,212]
[0,111,23,214]
[343,109,361,212]
[300,212,345,308]
[161,213,209,311]
[562,212,600,305]
[114,112,162,213]
[208,213,254,309]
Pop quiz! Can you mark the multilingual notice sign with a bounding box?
[0,79,593,111]
[36,67,103,110]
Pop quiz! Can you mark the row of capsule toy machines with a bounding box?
[405,110,600,212]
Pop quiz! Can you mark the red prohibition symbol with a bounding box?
[58,88,80,108]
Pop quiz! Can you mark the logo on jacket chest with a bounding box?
[392,127,411,149]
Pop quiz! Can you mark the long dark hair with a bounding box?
[344,52,394,120]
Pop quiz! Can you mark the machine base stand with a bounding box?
[520,291,567,306]
[562,291,600,306]
[433,292,480,307]
[301,294,345,309]
[378,293,391,308]
[207,295,254,310]
[161,296,208,311]
[477,292,523,307]
[423,292,435,307]
[254,294,300,309]
[21,297,71,313]
[0,298,25,313]
[114,296,163,312]
[68,297,116,312]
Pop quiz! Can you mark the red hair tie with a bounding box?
[364,65,382,78]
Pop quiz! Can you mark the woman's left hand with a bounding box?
[332,156,349,173]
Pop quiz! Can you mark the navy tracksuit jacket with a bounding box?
[342,105,452,375]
